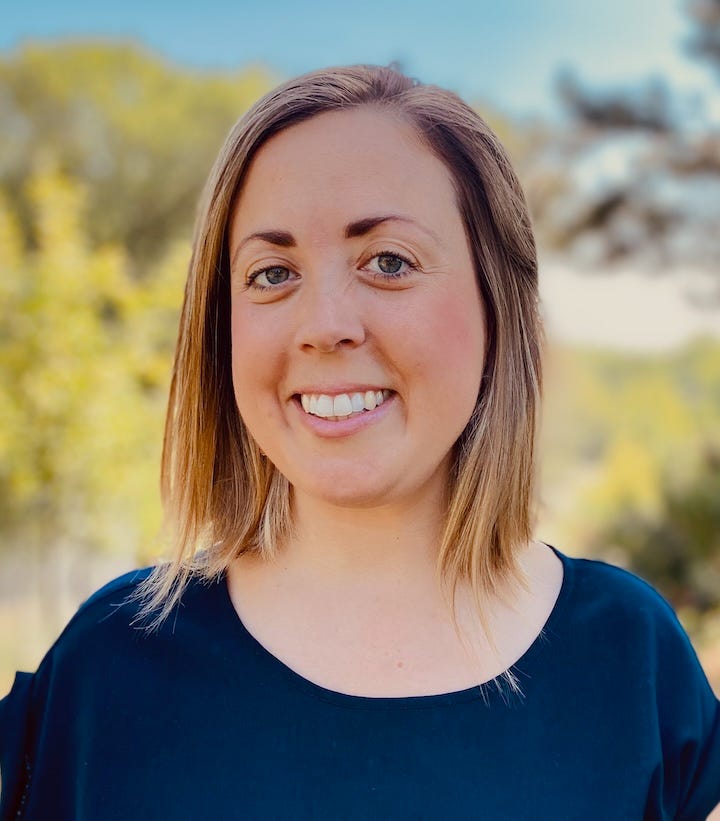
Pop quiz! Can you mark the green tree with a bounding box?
[0,170,184,565]
[590,448,720,612]
[0,41,275,266]
[539,341,720,554]
[686,0,720,78]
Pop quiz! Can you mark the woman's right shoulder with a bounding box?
[41,566,157,669]
[0,567,158,817]
[76,566,155,614]
[7,566,166,701]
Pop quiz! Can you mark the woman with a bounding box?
[1,64,719,819]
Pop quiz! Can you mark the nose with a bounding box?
[293,275,366,353]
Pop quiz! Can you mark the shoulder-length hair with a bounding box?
[136,64,543,635]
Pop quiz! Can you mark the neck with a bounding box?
[281,481,448,591]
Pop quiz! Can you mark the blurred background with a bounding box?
[1,0,719,694]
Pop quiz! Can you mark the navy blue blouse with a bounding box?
[1,546,719,819]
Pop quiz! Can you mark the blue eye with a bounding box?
[377,254,404,275]
[369,251,416,279]
[247,266,293,290]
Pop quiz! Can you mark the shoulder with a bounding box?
[553,547,720,817]
[557,547,688,638]
[0,567,231,817]
[1,565,222,739]
[550,546,717,704]
[562,547,669,601]
[77,566,155,613]
[40,567,157,669]
[2,568,154,703]
[0,567,155,814]
[553,546,717,715]
[20,565,223,693]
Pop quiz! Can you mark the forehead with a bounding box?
[230,107,461,237]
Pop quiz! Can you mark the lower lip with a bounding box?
[291,393,396,439]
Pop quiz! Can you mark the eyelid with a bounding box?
[363,241,419,262]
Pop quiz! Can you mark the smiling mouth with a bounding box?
[296,389,393,420]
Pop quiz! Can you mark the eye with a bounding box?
[246,265,294,290]
[366,251,417,280]
[377,254,403,274]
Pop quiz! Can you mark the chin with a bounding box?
[294,472,402,510]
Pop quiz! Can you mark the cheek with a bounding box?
[230,306,284,414]
[230,308,251,393]
[400,289,486,402]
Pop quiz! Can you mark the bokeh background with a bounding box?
[1,0,719,694]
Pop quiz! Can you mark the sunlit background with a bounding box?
[1,0,719,694]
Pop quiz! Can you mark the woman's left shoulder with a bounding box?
[555,547,701,644]
[550,545,717,713]
[552,546,720,818]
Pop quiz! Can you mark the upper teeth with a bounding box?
[300,390,391,418]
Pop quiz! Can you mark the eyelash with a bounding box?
[244,266,293,292]
[245,250,418,291]
[367,249,418,281]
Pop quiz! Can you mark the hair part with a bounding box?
[134,64,544,689]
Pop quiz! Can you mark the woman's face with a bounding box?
[228,106,486,510]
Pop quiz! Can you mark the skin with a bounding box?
[228,106,485,514]
[226,107,563,696]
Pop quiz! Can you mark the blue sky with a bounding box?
[2,0,715,117]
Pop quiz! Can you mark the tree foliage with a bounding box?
[589,449,720,612]
[541,340,720,616]
[0,42,278,561]
[555,70,672,132]
[0,41,275,266]
[0,170,186,558]
[686,0,720,78]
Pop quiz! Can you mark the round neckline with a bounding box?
[216,543,575,710]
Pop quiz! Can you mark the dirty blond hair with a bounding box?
[135,65,543,651]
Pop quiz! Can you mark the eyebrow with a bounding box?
[230,214,439,269]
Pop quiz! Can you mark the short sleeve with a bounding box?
[651,596,720,820]
[676,693,720,820]
[0,672,35,819]
[0,568,152,820]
